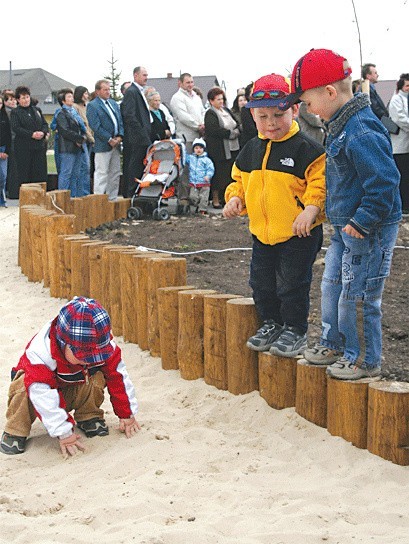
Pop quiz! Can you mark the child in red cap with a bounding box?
[0,297,140,457]
[283,49,401,380]
[223,73,326,358]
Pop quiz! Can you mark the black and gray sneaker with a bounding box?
[269,326,308,358]
[77,418,109,438]
[246,320,283,351]
[326,358,381,381]
[0,431,27,455]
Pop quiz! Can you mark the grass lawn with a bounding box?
[47,152,57,174]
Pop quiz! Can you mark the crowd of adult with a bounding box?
[0,65,408,213]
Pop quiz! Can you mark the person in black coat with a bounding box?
[240,82,258,147]
[120,66,152,197]
[146,91,171,141]
[10,86,49,195]
[204,87,240,207]
[0,95,11,206]
[56,88,87,197]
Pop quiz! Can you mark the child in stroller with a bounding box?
[127,139,188,221]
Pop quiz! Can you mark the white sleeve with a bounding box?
[28,383,73,438]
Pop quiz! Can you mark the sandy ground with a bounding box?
[0,206,409,544]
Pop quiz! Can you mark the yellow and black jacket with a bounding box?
[225,120,326,246]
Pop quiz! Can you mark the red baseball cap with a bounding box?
[280,48,352,109]
[245,74,292,109]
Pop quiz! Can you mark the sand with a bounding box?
[0,206,408,544]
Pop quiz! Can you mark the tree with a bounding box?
[105,46,121,102]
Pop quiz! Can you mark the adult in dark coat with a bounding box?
[239,82,258,147]
[146,91,171,141]
[0,95,11,205]
[10,86,49,195]
[361,63,389,119]
[2,91,19,199]
[120,66,152,197]
[204,87,240,207]
[56,88,87,197]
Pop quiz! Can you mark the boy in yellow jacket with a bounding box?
[223,74,325,357]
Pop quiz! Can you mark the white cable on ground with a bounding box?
[136,244,409,255]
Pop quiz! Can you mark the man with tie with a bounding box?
[120,66,152,197]
[86,79,124,201]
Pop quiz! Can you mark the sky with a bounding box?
[2,0,408,104]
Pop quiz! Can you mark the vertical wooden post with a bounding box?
[327,377,379,449]
[295,359,327,428]
[88,242,113,303]
[203,294,242,390]
[71,239,109,299]
[157,285,196,370]
[19,205,45,270]
[59,234,90,299]
[19,185,45,207]
[133,253,170,351]
[45,214,76,298]
[258,352,298,409]
[120,250,146,344]
[147,257,187,357]
[109,246,137,336]
[177,289,217,380]
[71,198,85,233]
[226,298,259,395]
[26,209,54,282]
[101,245,131,314]
[115,198,132,220]
[45,190,71,214]
[367,381,409,465]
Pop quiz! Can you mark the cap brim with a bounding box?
[245,97,292,109]
[276,92,302,110]
[71,343,114,364]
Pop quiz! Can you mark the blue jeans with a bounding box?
[249,225,323,333]
[320,224,399,368]
[0,145,7,206]
[73,143,90,196]
[58,151,83,198]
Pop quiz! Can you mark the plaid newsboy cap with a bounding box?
[56,297,114,364]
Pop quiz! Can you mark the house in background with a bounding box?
[147,73,221,108]
[0,67,76,123]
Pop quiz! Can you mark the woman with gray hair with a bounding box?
[146,91,171,142]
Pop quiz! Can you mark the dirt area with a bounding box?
[87,212,409,381]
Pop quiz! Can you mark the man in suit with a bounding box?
[361,63,389,120]
[120,66,152,197]
[86,79,124,201]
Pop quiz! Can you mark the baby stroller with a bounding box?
[127,139,187,221]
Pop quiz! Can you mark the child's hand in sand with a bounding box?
[59,433,86,458]
[223,197,243,218]
[119,417,141,438]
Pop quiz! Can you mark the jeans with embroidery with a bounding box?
[320,223,399,368]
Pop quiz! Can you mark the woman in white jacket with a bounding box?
[389,73,409,213]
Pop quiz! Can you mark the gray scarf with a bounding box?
[327,92,371,137]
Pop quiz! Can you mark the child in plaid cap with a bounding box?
[1,297,140,457]
[223,73,326,358]
[283,49,402,380]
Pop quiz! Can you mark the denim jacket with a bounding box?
[325,93,402,236]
